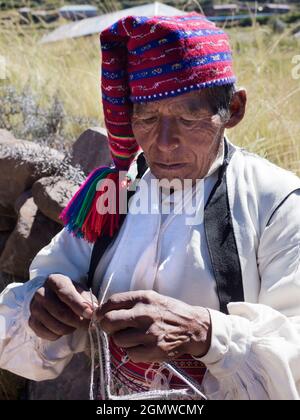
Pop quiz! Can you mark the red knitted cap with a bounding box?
[100,12,236,170]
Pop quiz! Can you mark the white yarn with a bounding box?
[88,275,207,400]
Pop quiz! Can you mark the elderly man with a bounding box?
[0,13,300,400]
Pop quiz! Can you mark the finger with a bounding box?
[28,316,61,341]
[35,287,90,329]
[62,279,98,308]
[96,290,156,319]
[31,304,76,336]
[99,309,141,335]
[46,274,94,319]
[112,328,156,349]
[74,285,99,308]
[98,305,153,334]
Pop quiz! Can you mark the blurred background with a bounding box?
[1,0,300,169]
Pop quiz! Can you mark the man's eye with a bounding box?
[179,117,196,124]
[141,117,157,123]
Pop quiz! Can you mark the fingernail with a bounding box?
[82,307,93,319]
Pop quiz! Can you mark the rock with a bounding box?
[0,271,9,293]
[0,197,62,278]
[70,127,112,175]
[0,216,16,231]
[0,137,64,211]
[32,176,79,225]
[27,352,91,400]
[0,369,27,400]
[14,189,33,213]
[0,231,11,258]
[0,204,16,219]
[0,270,23,294]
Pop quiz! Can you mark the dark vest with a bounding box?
[87,139,244,314]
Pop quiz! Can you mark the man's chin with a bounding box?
[150,166,193,183]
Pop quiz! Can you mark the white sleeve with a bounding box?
[0,228,93,381]
[197,190,300,400]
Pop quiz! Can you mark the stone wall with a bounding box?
[0,127,111,399]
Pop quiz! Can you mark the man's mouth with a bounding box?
[154,162,187,170]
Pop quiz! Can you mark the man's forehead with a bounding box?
[133,89,210,114]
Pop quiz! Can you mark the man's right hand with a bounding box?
[29,274,97,341]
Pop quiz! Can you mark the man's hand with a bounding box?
[29,274,97,341]
[96,290,211,363]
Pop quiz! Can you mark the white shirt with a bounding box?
[94,142,225,308]
[94,170,219,310]
[0,142,300,400]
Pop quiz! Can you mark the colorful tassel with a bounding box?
[59,166,127,243]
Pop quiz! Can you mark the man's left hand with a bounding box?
[96,290,211,363]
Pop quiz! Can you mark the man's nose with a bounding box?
[155,117,180,152]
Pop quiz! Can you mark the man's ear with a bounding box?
[224,88,247,129]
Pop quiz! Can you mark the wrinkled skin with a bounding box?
[29,88,246,362]
[29,274,95,341]
[131,88,246,182]
[96,290,212,361]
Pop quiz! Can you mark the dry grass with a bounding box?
[0,16,299,173]
[227,25,300,175]
[0,14,103,142]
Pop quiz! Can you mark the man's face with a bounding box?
[131,90,225,182]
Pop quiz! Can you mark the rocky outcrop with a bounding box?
[0,216,16,231]
[0,127,112,400]
[0,231,11,259]
[70,127,112,175]
[0,134,64,213]
[32,176,79,225]
[0,126,110,280]
[0,197,62,278]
